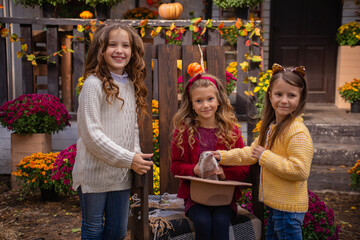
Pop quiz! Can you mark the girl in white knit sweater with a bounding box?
[72,23,153,240]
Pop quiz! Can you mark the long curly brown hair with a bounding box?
[83,23,148,119]
[172,73,239,156]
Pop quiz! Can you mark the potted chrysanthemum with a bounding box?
[337,78,360,113]
[12,152,60,201]
[51,144,77,195]
[0,93,71,189]
[238,189,341,239]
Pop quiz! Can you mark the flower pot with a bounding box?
[234,7,249,19]
[351,101,360,113]
[95,4,110,20]
[335,46,360,109]
[40,187,59,202]
[42,3,57,18]
[11,133,52,189]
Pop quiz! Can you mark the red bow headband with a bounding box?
[272,63,306,79]
[188,74,218,93]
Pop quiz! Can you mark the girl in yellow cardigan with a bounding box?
[213,63,314,240]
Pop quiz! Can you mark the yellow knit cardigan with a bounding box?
[218,116,314,212]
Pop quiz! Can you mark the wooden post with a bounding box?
[20,24,34,94]
[206,46,226,87]
[157,44,179,194]
[72,28,85,112]
[60,26,73,111]
[46,25,59,97]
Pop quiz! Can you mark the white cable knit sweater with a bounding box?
[72,74,141,193]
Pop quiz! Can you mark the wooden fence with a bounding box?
[1,17,263,239]
[0,16,261,193]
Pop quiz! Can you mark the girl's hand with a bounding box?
[193,163,201,177]
[211,151,221,161]
[252,146,265,160]
[131,153,153,175]
[215,165,226,180]
[202,166,225,180]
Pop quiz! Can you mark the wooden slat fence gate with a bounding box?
[133,44,264,239]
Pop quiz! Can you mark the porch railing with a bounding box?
[0,17,261,193]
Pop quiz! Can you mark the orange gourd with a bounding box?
[80,10,94,19]
[158,3,183,20]
[187,62,203,77]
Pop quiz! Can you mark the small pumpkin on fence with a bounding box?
[187,62,204,77]
[158,2,183,20]
[79,10,94,19]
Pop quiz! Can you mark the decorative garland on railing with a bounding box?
[0,8,263,84]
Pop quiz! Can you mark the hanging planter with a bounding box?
[42,3,57,18]
[95,3,110,20]
[85,0,125,20]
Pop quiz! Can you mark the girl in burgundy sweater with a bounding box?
[171,73,249,240]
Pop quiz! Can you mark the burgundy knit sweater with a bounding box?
[171,125,249,213]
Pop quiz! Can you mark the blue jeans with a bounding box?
[187,204,235,240]
[77,187,130,240]
[266,207,305,240]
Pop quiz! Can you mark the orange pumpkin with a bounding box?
[158,3,183,20]
[79,10,94,19]
[187,62,203,77]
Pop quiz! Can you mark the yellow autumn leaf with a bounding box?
[351,206,356,209]
[328,168,335,171]
[10,33,18,42]
[17,51,24,58]
[249,76,257,83]
[150,30,156,37]
[140,28,145,37]
[170,23,175,31]
[156,26,162,33]
[21,44,28,52]
[77,24,85,33]
[0,28,9,37]
[201,26,206,35]
[240,61,249,72]
[27,54,35,61]
[31,60,37,66]
[140,19,148,27]
[166,30,172,37]
[254,27,261,36]
[177,59,182,70]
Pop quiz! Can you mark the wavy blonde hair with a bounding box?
[83,23,148,119]
[172,73,239,156]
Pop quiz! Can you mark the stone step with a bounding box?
[313,143,360,166]
[306,124,360,145]
[308,164,353,192]
[311,135,360,145]
[306,124,360,138]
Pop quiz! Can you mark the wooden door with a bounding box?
[269,0,342,103]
